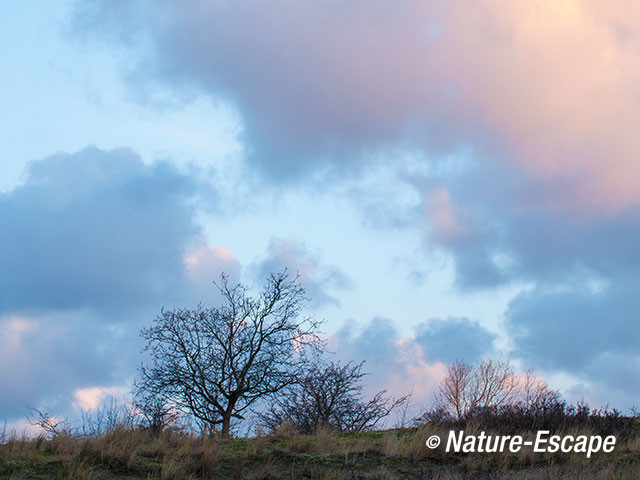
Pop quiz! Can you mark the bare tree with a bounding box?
[435,360,474,419]
[258,361,406,434]
[471,358,519,410]
[138,271,323,437]
[25,405,69,437]
[79,397,136,436]
[519,370,561,413]
[132,386,179,435]
[435,359,519,419]
[394,386,414,429]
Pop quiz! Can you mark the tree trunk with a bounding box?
[221,413,231,438]
[221,402,236,438]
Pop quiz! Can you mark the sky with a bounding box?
[3,0,640,428]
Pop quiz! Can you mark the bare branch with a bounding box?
[25,405,69,438]
[137,270,324,437]
[258,360,406,434]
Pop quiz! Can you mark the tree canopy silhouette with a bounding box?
[137,271,322,437]
[258,360,406,433]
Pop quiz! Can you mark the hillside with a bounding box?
[3,422,640,479]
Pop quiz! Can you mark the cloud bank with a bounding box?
[75,0,640,211]
[0,146,234,419]
[0,146,204,313]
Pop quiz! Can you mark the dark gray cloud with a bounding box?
[410,168,640,406]
[0,310,134,419]
[332,317,399,371]
[568,353,640,410]
[0,146,231,421]
[253,238,353,309]
[415,317,495,364]
[496,268,640,408]
[506,279,640,374]
[412,165,640,290]
[68,0,487,181]
[68,0,640,216]
[0,146,203,314]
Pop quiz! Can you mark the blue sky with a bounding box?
[4,0,640,427]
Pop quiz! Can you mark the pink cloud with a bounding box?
[86,0,640,211]
[73,386,126,411]
[437,1,640,210]
[390,337,448,401]
[328,319,454,407]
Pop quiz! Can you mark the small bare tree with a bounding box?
[258,361,406,433]
[132,386,179,435]
[435,359,519,419]
[472,358,519,410]
[519,370,561,413]
[138,271,323,437]
[79,397,137,437]
[25,405,69,438]
[435,360,474,419]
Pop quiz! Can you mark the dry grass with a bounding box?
[1,421,640,479]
